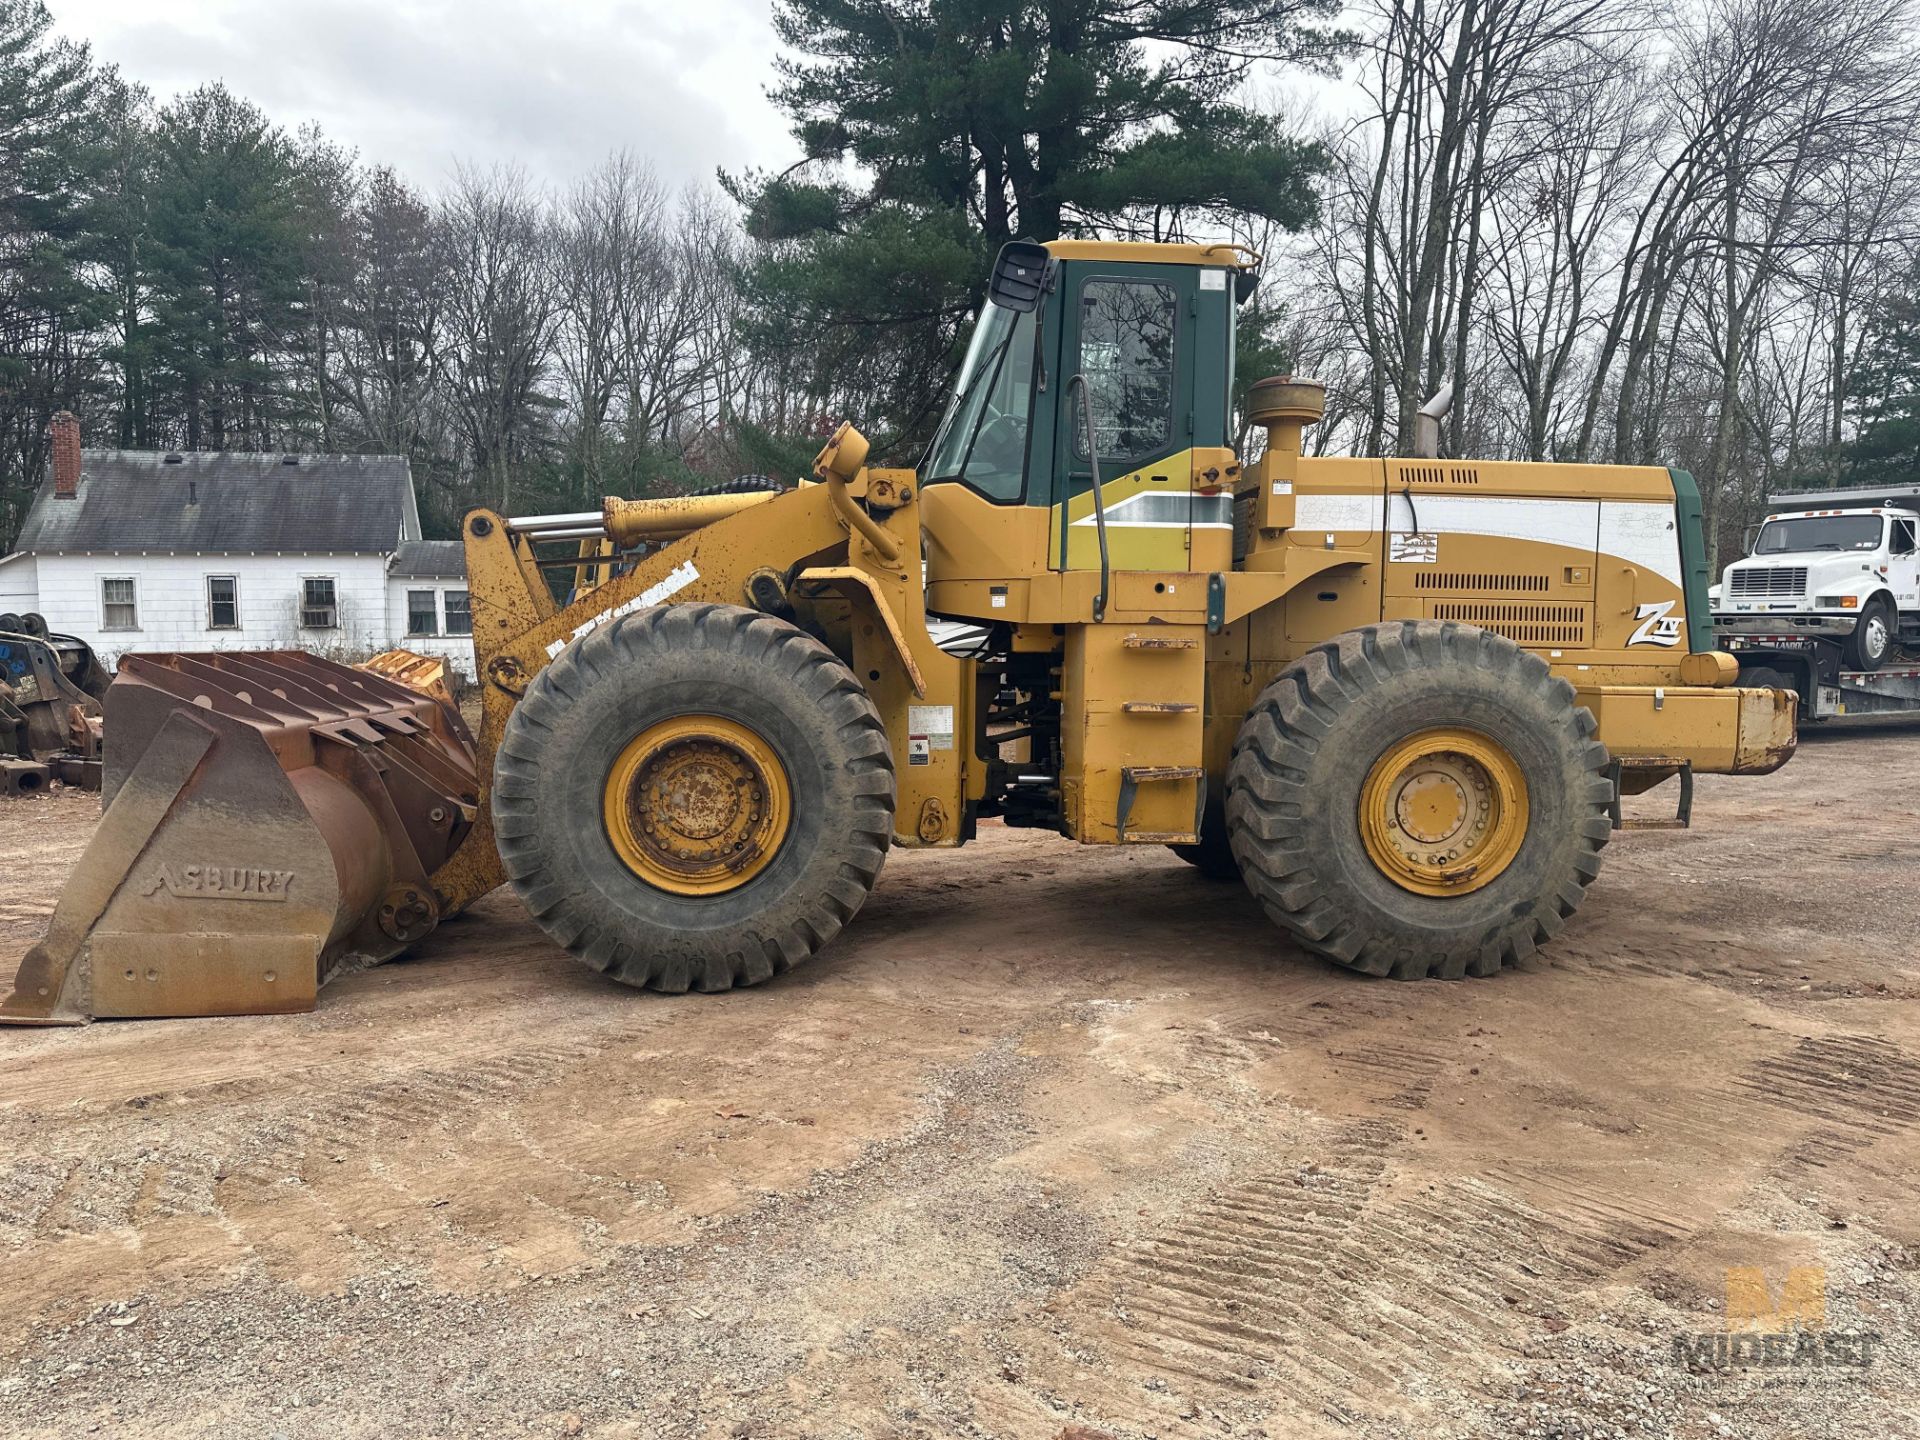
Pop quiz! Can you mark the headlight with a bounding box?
[1815,595,1861,608]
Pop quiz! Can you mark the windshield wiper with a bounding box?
[923,320,1019,475]
[952,327,1021,479]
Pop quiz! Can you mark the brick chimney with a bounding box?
[48,411,81,498]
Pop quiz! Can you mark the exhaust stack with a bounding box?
[1413,382,1454,459]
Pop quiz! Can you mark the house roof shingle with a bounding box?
[389,540,467,580]
[13,451,419,555]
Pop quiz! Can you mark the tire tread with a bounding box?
[1226,620,1611,980]
[493,602,894,993]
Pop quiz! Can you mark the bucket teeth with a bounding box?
[2,651,480,1025]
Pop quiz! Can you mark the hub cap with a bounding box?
[1864,614,1889,660]
[603,715,792,895]
[1358,728,1529,896]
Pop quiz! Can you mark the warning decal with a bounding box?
[907,704,955,751]
[1390,532,1438,564]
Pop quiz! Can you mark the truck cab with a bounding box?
[1712,486,1920,671]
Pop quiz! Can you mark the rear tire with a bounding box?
[1226,621,1613,980]
[1169,800,1239,881]
[493,603,894,992]
[1842,595,1893,672]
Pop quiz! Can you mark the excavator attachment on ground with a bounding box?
[0,651,477,1024]
[1,618,110,794]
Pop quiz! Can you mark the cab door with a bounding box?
[1890,514,1919,617]
[1048,265,1201,574]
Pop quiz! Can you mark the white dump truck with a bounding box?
[1714,482,1920,719]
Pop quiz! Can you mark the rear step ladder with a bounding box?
[1118,765,1206,845]
[1606,758,1693,831]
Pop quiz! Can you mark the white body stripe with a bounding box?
[1293,493,1384,533]
[1070,491,1234,529]
[1397,495,1599,550]
[1597,501,1684,587]
[1292,491,1682,587]
[545,559,700,657]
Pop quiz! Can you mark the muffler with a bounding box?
[2,651,479,1024]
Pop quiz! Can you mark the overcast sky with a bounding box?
[48,0,800,193]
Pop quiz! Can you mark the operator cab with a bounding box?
[921,239,1259,603]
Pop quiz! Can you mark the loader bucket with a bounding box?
[1,651,479,1025]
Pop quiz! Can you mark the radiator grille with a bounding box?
[1412,571,1551,594]
[1727,566,1807,598]
[1432,601,1589,645]
[1397,464,1482,485]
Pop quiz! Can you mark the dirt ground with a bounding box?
[2,720,1918,1440]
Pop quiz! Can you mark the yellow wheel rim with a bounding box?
[1358,727,1528,896]
[603,715,792,896]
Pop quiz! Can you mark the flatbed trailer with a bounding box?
[1721,632,1920,720]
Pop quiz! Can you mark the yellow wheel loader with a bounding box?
[2,239,1797,1023]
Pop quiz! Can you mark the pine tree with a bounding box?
[146,84,311,450]
[727,0,1343,455]
[0,0,112,543]
[1843,270,1920,486]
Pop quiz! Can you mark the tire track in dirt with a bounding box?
[1092,1121,1403,1404]
[0,1038,611,1246]
[1725,1033,1920,1141]
[1022,1140,1696,1436]
[990,996,1707,1438]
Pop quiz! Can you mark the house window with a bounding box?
[207,575,239,630]
[444,589,472,636]
[300,576,339,629]
[407,589,439,637]
[101,576,138,630]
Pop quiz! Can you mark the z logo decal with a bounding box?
[1628,599,1684,648]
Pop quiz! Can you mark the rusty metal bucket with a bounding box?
[2,651,479,1025]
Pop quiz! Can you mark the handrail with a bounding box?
[1067,373,1111,623]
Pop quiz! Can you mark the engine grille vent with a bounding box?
[1412,571,1551,594]
[1727,566,1808,598]
[1432,601,1589,646]
[1398,464,1482,485]
[1232,492,1254,561]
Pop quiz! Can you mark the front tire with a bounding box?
[493,603,895,992]
[1843,596,1894,672]
[1226,621,1613,980]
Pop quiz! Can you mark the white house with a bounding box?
[0,415,475,679]
[385,541,475,675]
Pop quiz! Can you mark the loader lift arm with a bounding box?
[432,433,969,918]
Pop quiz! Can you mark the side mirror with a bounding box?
[1233,269,1261,305]
[987,241,1050,313]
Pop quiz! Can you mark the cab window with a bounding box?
[923,303,1038,503]
[1072,280,1176,465]
[1753,515,1883,554]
